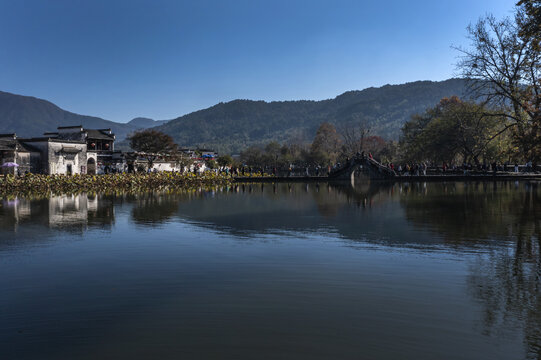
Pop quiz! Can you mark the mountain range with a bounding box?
[0,78,468,153]
[0,91,169,140]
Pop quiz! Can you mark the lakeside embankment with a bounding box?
[234,173,541,182]
[4,171,541,198]
[0,172,234,197]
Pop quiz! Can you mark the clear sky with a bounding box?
[0,0,516,122]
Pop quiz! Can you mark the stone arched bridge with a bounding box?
[328,156,396,181]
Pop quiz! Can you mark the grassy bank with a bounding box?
[0,172,233,197]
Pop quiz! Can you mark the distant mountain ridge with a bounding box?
[155,78,469,153]
[0,79,469,152]
[0,91,168,139]
[128,117,170,128]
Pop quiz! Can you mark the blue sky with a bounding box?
[0,0,516,122]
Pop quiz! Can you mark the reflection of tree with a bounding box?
[400,182,535,246]
[311,184,344,218]
[463,183,541,358]
[87,194,115,227]
[129,192,184,226]
[399,181,541,356]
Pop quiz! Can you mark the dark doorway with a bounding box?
[87,158,96,175]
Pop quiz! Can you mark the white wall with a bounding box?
[152,162,183,172]
[47,142,87,175]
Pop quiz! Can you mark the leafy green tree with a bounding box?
[400,97,511,164]
[217,154,233,167]
[310,122,342,166]
[282,142,309,166]
[378,140,399,164]
[127,129,178,168]
[263,142,282,166]
[240,146,263,166]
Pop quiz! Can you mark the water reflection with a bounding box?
[400,181,541,245]
[0,194,115,233]
[2,182,540,247]
[2,181,541,358]
[463,182,541,359]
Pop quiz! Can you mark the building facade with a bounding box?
[22,138,88,175]
[0,134,41,175]
[43,126,116,174]
[1,125,218,176]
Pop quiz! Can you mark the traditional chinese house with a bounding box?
[40,126,116,174]
[21,137,88,175]
[0,133,41,175]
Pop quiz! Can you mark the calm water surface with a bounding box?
[1,181,540,360]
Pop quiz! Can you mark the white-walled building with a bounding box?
[1,125,220,176]
[22,138,88,175]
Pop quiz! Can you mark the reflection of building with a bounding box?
[48,194,115,230]
[48,195,90,228]
[0,194,115,233]
[0,198,33,231]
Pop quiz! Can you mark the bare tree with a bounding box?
[338,115,371,157]
[455,7,541,158]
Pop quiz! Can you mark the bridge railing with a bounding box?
[364,157,397,177]
[328,156,397,179]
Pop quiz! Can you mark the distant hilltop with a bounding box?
[127,117,170,128]
[0,78,468,153]
[0,91,171,140]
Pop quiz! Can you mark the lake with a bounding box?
[1,181,540,360]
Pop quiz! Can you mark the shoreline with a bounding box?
[2,172,540,198]
[233,173,541,182]
[0,172,233,198]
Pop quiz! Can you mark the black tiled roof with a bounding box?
[85,129,115,140]
[57,125,83,130]
[0,139,40,153]
[0,139,15,151]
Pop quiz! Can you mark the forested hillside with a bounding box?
[155,79,468,153]
[1,79,468,152]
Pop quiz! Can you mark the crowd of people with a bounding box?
[385,160,538,176]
